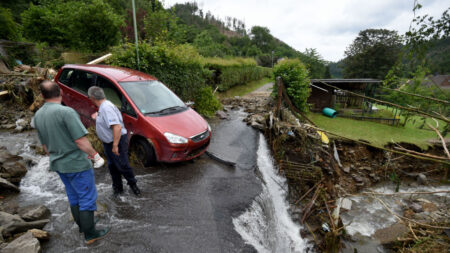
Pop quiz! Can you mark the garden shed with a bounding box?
[308,79,381,111]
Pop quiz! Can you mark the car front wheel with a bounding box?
[131,138,155,167]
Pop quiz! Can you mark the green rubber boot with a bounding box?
[79,210,110,244]
[70,205,99,233]
[69,205,82,233]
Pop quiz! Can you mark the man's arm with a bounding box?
[112,124,121,156]
[42,144,49,155]
[74,136,97,157]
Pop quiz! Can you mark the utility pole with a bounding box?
[132,0,140,70]
[271,51,274,68]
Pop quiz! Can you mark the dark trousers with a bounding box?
[103,134,137,191]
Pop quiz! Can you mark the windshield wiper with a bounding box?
[145,106,185,115]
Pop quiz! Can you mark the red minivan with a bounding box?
[55,64,211,165]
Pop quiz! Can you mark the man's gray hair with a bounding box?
[88,86,105,100]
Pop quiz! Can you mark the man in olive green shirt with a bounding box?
[34,80,109,244]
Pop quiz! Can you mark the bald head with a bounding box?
[40,80,61,99]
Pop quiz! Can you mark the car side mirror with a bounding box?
[185,101,194,108]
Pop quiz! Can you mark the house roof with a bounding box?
[311,79,382,84]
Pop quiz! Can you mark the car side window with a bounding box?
[121,98,137,118]
[97,76,122,108]
[58,69,74,85]
[69,70,96,94]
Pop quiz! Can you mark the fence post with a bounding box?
[276,76,283,118]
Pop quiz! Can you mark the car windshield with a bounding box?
[119,80,186,115]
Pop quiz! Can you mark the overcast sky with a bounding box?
[162,0,448,62]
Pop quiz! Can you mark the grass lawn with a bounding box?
[216,77,272,99]
[308,112,439,149]
[375,104,446,132]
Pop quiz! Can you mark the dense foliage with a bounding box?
[343,29,403,79]
[21,0,123,52]
[0,7,19,40]
[204,58,272,91]
[273,59,311,112]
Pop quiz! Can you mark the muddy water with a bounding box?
[0,109,308,252]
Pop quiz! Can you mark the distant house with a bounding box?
[427,75,450,90]
[308,79,381,110]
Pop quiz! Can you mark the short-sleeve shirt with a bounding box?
[34,102,92,173]
[96,100,127,143]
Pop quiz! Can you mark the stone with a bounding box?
[342,167,350,173]
[0,149,27,184]
[1,124,16,130]
[1,231,41,253]
[14,118,29,132]
[28,229,49,241]
[360,166,372,172]
[18,206,50,222]
[0,211,49,238]
[0,177,20,193]
[374,223,409,244]
[410,203,423,213]
[216,110,228,119]
[351,174,364,183]
[422,202,438,212]
[250,121,265,131]
[340,198,352,210]
[417,173,427,185]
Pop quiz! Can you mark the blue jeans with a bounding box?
[103,134,137,191]
[58,168,97,211]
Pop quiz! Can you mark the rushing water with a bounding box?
[233,133,309,253]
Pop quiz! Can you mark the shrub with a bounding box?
[204,57,272,91]
[273,59,310,112]
[193,86,221,117]
[108,42,210,102]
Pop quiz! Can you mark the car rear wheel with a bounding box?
[131,138,155,167]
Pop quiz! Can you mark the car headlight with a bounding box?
[207,123,211,132]
[164,132,188,144]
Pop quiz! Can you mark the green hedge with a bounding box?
[204,57,272,91]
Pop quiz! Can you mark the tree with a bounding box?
[343,29,403,79]
[300,48,326,79]
[0,7,19,40]
[250,26,275,53]
[21,0,123,52]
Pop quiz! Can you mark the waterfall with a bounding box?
[233,134,309,253]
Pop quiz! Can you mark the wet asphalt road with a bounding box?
[41,109,263,252]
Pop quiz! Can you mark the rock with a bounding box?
[216,110,228,119]
[0,211,49,238]
[374,223,409,244]
[0,124,16,130]
[0,177,20,193]
[18,206,50,222]
[410,203,423,213]
[342,167,350,173]
[340,198,352,210]
[1,231,41,253]
[0,148,27,184]
[422,202,438,212]
[417,173,427,185]
[250,121,265,131]
[360,166,372,172]
[28,229,49,241]
[351,174,364,183]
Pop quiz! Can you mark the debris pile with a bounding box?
[0,64,55,131]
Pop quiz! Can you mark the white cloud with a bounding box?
[163,0,449,61]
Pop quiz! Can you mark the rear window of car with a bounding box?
[58,69,74,85]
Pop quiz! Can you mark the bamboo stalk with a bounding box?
[359,190,450,196]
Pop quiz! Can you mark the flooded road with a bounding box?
[1,109,306,252]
